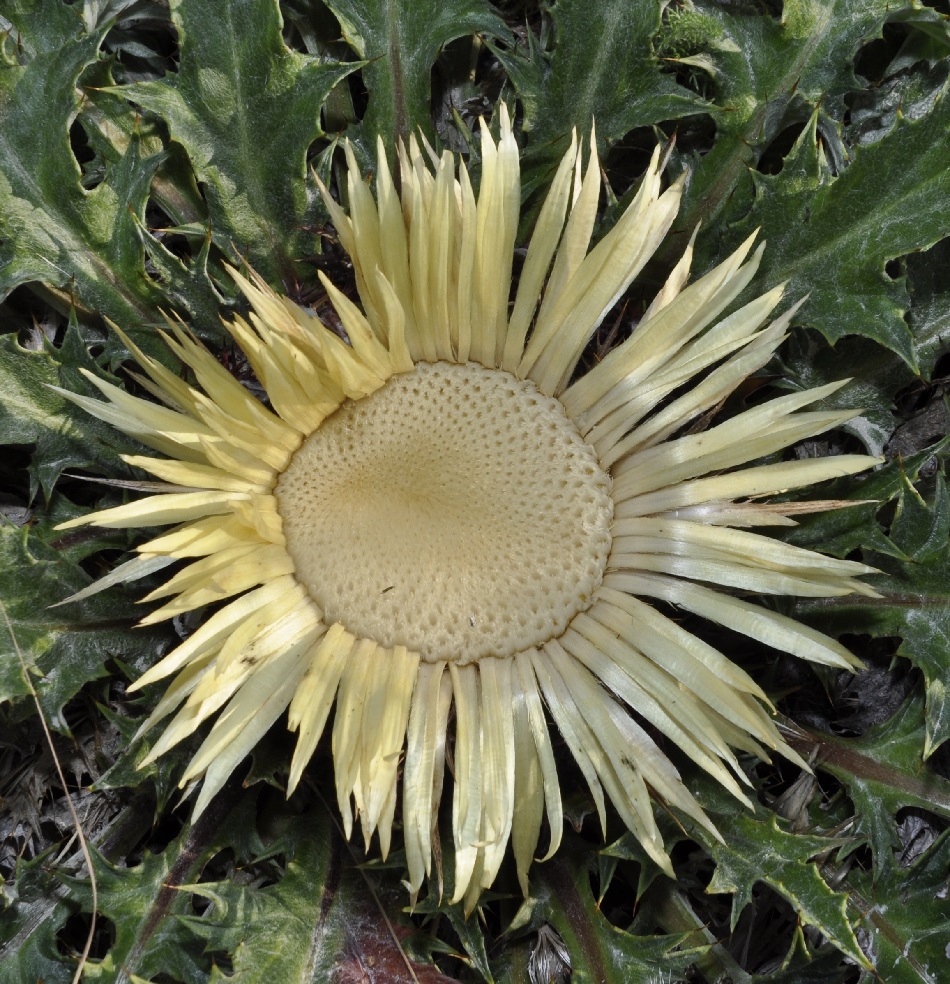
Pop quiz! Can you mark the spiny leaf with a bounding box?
[497,0,702,150]
[182,809,456,983]
[780,448,939,561]
[725,99,950,366]
[861,507,950,758]
[0,849,78,984]
[0,331,137,498]
[120,0,356,287]
[707,0,912,119]
[0,18,169,328]
[3,0,227,340]
[776,310,945,459]
[778,330,902,458]
[785,695,950,878]
[793,460,950,755]
[777,229,950,456]
[326,0,508,146]
[495,831,706,984]
[847,832,950,984]
[0,0,90,57]
[776,232,950,461]
[905,237,950,378]
[0,518,168,731]
[686,782,870,971]
[76,59,227,335]
[21,784,258,984]
[669,0,930,232]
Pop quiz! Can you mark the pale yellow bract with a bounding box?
[56,106,880,910]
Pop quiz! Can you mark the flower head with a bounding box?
[57,106,879,909]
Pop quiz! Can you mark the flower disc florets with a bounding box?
[277,361,613,664]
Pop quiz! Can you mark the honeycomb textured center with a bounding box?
[276,361,613,664]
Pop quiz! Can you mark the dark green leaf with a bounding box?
[0,0,89,58]
[785,696,950,877]
[327,0,507,146]
[686,784,870,970]
[0,850,79,984]
[121,0,357,286]
[0,519,168,731]
[495,832,706,984]
[496,0,702,150]
[724,101,950,366]
[0,332,137,498]
[794,461,950,755]
[0,18,169,328]
[848,832,950,984]
[670,0,926,233]
[3,784,257,984]
[906,236,950,378]
[183,808,457,983]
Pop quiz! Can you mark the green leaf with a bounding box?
[702,0,908,123]
[883,5,950,76]
[0,850,80,984]
[794,463,950,755]
[59,846,213,984]
[76,61,228,334]
[121,0,356,286]
[890,471,950,562]
[183,809,457,983]
[327,0,508,146]
[686,784,870,971]
[0,519,168,731]
[1,784,257,984]
[776,316,942,459]
[779,330,901,458]
[670,0,929,232]
[777,228,950,454]
[5,2,228,338]
[0,0,89,57]
[497,0,702,151]
[723,100,950,366]
[864,550,950,758]
[1,754,458,983]
[0,17,170,328]
[906,237,950,378]
[848,832,950,984]
[780,448,939,560]
[785,696,950,877]
[0,332,136,498]
[496,833,706,984]
[774,215,950,461]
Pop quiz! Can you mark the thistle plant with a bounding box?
[1,1,949,982]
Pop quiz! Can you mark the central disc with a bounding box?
[276,361,613,663]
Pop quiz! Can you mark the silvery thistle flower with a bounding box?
[55,107,879,910]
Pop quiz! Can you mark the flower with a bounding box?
[56,106,879,909]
